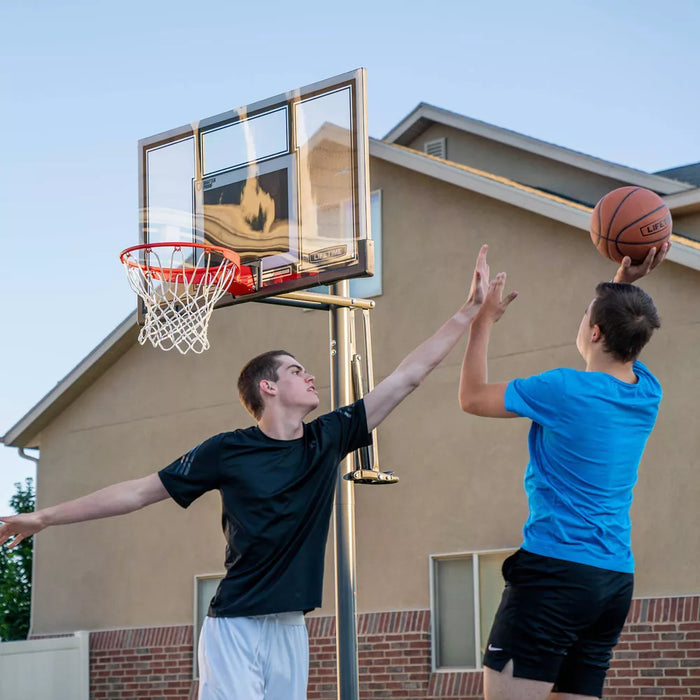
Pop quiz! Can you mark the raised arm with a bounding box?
[458,243,670,419]
[459,273,518,418]
[0,473,169,549]
[362,244,489,432]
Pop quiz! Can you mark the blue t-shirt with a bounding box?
[504,361,661,573]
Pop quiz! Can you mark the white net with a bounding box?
[121,244,242,354]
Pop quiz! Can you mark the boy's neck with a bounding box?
[585,355,638,384]
[257,407,307,440]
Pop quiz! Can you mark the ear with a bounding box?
[590,324,603,343]
[260,379,277,397]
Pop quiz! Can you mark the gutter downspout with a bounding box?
[17,447,39,464]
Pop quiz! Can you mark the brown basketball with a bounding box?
[590,187,672,263]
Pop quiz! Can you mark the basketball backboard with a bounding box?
[137,69,373,315]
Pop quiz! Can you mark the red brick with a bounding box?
[87,605,700,700]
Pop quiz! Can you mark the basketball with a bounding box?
[590,186,672,263]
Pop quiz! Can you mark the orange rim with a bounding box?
[119,242,255,294]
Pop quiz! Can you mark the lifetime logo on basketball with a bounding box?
[640,215,671,237]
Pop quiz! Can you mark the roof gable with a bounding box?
[370,140,700,262]
[385,103,693,196]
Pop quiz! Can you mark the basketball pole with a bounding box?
[329,278,361,700]
[264,284,373,698]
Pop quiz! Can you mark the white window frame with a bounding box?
[429,548,515,672]
[193,572,225,679]
[307,189,383,299]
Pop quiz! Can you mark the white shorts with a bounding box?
[198,612,308,700]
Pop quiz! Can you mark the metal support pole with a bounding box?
[329,278,360,700]
[278,289,375,309]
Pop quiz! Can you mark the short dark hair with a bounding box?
[237,350,295,420]
[589,283,660,362]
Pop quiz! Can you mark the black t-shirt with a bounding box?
[158,400,372,618]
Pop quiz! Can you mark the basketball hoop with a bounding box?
[120,242,255,354]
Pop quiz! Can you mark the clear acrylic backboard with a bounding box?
[137,68,373,319]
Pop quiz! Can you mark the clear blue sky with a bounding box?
[1,0,698,511]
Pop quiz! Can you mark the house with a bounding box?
[4,102,699,699]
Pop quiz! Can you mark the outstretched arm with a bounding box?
[613,242,670,284]
[0,473,169,549]
[363,244,489,432]
[459,273,518,418]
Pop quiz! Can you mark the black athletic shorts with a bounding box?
[483,548,634,698]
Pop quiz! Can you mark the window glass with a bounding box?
[310,190,382,298]
[348,191,382,298]
[431,549,515,670]
[434,557,475,668]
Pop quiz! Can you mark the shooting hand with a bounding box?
[614,242,670,284]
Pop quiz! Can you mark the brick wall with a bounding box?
[307,595,700,700]
[51,594,695,698]
[89,625,194,699]
[307,610,480,700]
[605,596,700,698]
[307,611,437,699]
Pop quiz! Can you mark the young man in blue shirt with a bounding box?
[459,245,669,700]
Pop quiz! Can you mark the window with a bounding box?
[429,549,515,670]
[424,137,447,160]
[309,189,383,298]
[193,573,224,678]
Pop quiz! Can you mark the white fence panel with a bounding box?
[0,632,89,700]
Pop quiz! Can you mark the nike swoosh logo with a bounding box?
[487,643,503,652]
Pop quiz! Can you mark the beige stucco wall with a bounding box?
[408,123,663,207]
[28,155,700,635]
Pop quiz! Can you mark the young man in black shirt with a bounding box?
[0,245,489,699]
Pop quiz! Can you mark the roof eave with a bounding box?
[369,139,700,271]
[2,313,139,448]
[383,104,693,196]
[663,188,700,215]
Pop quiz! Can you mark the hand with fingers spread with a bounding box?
[365,243,494,430]
[613,242,671,284]
[0,512,45,549]
[476,272,518,325]
[466,244,490,307]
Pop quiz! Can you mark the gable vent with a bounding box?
[424,137,446,159]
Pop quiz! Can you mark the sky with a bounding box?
[0,0,698,512]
